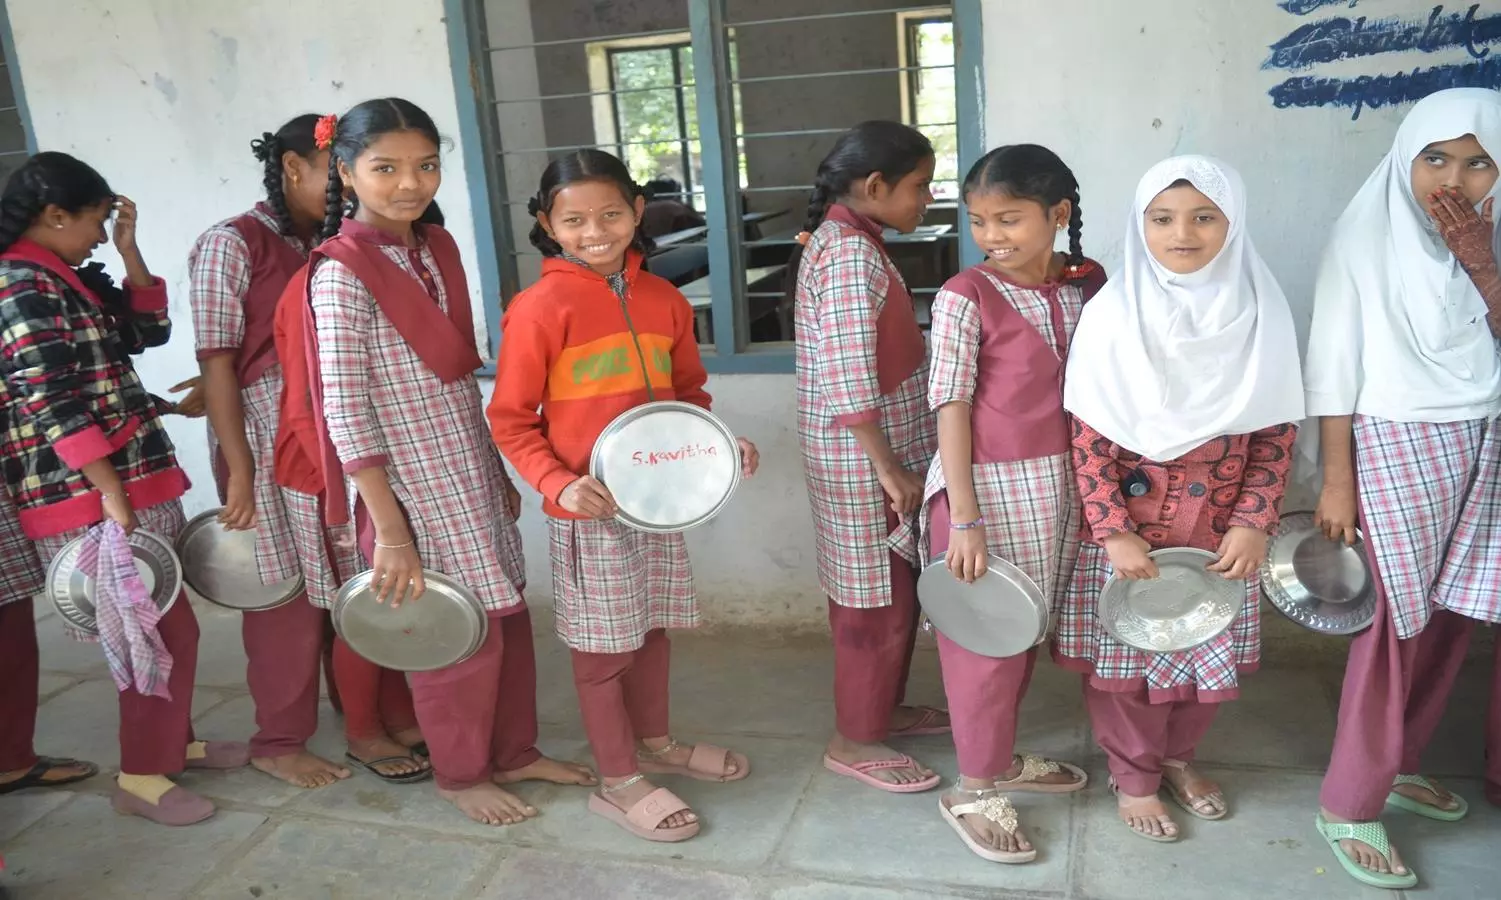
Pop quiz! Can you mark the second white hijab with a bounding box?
[1064,155,1305,461]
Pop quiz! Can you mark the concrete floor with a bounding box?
[1,598,1496,900]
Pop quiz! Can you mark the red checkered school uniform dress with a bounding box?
[1053,419,1296,702]
[189,205,358,604]
[1351,416,1501,634]
[904,264,1095,604]
[310,239,525,612]
[795,210,936,608]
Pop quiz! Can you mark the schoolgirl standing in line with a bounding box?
[288,98,592,827]
[909,145,1096,863]
[488,148,759,843]
[793,121,947,793]
[1060,156,1302,843]
[0,152,249,826]
[1306,88,1501,890]
[190,114,427,789]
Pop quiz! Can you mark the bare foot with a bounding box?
[252,751,351,789]
[1321,808,1408,876]
[439,782,538,826]
[1391,774,1461,813]
[1116,788,1179,840]
[826,733,933,787]
[599,774,697,830]
[890,705,950,733]
[347,735,429,779]
[945,780,1033,854]
[1161,761,1226,817]
[495,755,597,786]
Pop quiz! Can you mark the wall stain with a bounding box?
[152,74,177,105]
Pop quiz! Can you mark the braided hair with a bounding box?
[527,148,656,258]
[319,98,444,241]
[800,121,934,237]
[0,152,114,255]
[249,114,321,237]
[962,144,1085,267]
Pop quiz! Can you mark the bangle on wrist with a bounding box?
[950,517,984,531]
[375,539,414,550]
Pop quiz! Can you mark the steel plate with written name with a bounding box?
[176,510,304,612]
[332,569,487,672]
[1098,547,1244,653]
[46,529,183,636]
[917,553,1048,658]
[590,400,741,534]
[1259,510,1376,635]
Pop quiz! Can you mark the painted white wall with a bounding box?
[6,0,488,513]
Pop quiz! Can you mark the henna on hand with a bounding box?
[1429,189,1501,336]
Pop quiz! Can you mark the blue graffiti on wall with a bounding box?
[1265,3,1501,118]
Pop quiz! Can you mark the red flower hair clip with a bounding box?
[314,114,338,150]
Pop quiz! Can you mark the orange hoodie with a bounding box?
[487,251,711,518]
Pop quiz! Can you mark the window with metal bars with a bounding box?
[0,23,33,187]
[464,0,976,373]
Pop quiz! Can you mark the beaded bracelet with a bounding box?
[950,517,984,531]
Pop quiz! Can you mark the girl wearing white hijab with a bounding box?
[1059,155,1303,843]
[1308,88,1501,891]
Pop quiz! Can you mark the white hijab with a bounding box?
[1064,156,1305,461]
[1303,88,1501,424]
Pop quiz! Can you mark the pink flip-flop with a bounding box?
[888,706,951,737]
[822,753,941,793]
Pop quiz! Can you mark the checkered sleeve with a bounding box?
[0,270,115,468]
[927,287,980,409]
[309,258,388,471]
[1070,415,1135,542]
[812,235,884,425]
[1228,422,1297,532]
[188,226,251,358]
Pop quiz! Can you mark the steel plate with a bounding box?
[1098,547,1244,653]
[589,400,741,534]
[1259,510,1376,635]
[331,569,487,672]
[916,554,1048,658]
[176,510,304,611]
[45,529,183,636]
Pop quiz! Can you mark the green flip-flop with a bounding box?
[1315,814,1418,890]
[1385,774,1469,822]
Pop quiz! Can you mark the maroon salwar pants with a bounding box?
[120,591,200,775]
[0,599,41,772]
[827,548,920,744]
[332,636,419,742]
[569,628,672,778]
[241,592,327,758]
[928,495,1036,778]
[408,607,542,791]
[1084,684,1219,796]
[1318,592,1475,819]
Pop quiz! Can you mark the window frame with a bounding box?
[447,0,986,375]
[0,2,37,164]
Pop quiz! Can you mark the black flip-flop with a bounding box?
[0,756,99,795]
[344,752,432,784]
[410,742,429,760]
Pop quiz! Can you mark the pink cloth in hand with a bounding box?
[77,521,174,699]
